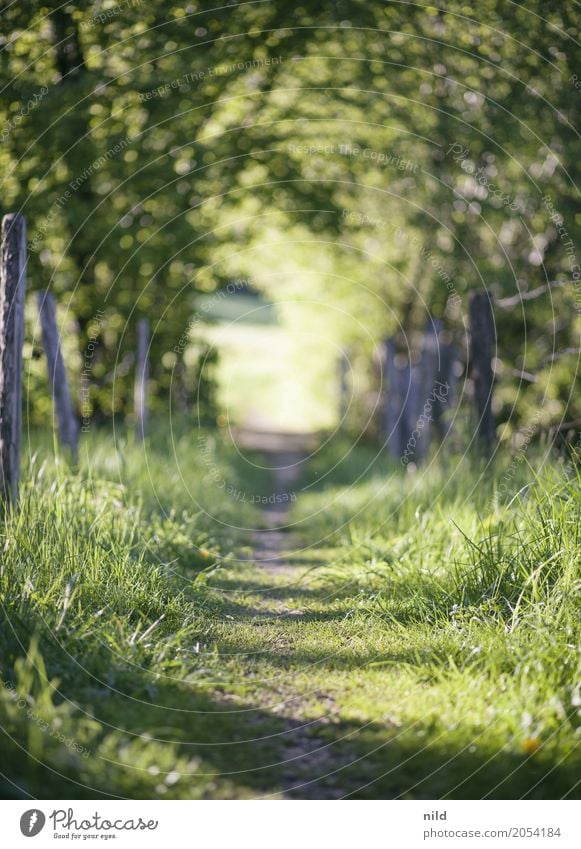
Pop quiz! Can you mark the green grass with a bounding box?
[0,425,579,799]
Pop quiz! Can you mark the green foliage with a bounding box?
[1,2,579,431]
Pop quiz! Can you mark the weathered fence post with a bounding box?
[36,291,79,463]
[0,213,27,506]
[134,317,149,442]
[384,338,402,458]
[173,356,190,413]
[432,339,457,442]
[338,349,350,423]
[408,321,442,462]
[385,322,458,464]
[469,290,496,455]
[384,339,413,460]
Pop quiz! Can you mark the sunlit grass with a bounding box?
[0,427,579,798]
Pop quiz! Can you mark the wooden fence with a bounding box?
[382,292,496,464]
[0,213,153,505]
[0,211,500,505]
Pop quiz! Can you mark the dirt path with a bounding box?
[235,428,316,573]
[224,430,354,798]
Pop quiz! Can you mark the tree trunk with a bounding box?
[0,214,27,506]
[36,291,79,463]
[469,290,496,455]
[134,318,149,442]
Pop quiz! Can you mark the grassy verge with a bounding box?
[0,423,268,799]
[282,441,581,797]
[0,427,579,798]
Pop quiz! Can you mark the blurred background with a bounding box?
[2,1,579,446]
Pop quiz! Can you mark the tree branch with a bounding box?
[496,280,568,309]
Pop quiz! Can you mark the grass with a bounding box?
[0,423,579,799]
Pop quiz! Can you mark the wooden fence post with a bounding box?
[0,213,27,506]
[173,356,190,413]
[384,339,401,457]
[338,349,350,423]
[384,338,412,460]
[432,340,457,442]
[134,317,149,441]
[469,290,496,455]
[408,321,442,462]
[36,291,79,463]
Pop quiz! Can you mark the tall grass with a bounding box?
[0,425,579,798]
[0,422,263,799]
[292,443,581,771]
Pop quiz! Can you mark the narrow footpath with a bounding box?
[208,430,362,799]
